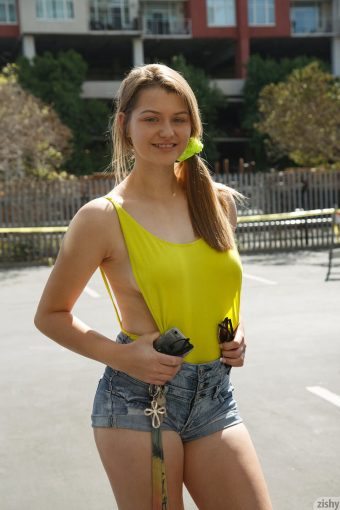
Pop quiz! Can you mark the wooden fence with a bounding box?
[215,169,340,214]
[0,170,339,264]
[1,169,340,227]
[0,209,337,264]
[0,175,113,227]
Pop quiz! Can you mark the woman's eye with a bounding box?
[143,117,186,123]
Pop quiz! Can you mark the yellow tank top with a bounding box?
[100,196,243,363]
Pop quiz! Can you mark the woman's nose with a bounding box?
[159,121,175,137]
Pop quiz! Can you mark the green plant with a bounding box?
[17,50,111,175]
[256,62,340,167]
[242,55,329,169]
[0,63,72,180]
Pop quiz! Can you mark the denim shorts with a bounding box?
[91,332,243,442]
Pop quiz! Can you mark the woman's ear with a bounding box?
[117,112,126,134]
[117,112,132,143]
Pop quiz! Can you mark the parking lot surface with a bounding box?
[1,249,339,510]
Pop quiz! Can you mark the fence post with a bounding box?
[223,159,229,175]
[214,161,221,175]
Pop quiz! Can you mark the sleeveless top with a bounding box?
[100,196,243,364]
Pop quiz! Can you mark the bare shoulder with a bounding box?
[214,182,238,231]
[34,196,118,316]
[71,194,120,227]
[78,195,114,215]
[67,195,118,256]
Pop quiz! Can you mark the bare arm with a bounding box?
[34,199,182,383]
[214,184,246,365]
[34,199,128,369]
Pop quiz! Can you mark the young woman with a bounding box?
[34,63,272,510]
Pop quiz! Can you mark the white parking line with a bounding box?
[243,273,277,285]
[29,345,67,352]
[84,286,100,298]
[307,386,340,408]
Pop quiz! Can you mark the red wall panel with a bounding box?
[188,0,238,38]
[235,0,250,78]
[249,0,291,38]
[189,0,291,39]
[0,25,20,38]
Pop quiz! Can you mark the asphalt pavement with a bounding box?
[1,249,339,510]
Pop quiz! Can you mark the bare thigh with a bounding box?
[183,423,273,510]
[93,428,185,510]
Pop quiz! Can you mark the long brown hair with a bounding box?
[110,63,245,251]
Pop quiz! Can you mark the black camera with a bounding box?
[153,327,194,357]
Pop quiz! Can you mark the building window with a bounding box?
[36,0,74,20]
[290,2,326,34]
[89,0,131,30]
[143,2,188,35]
[248,0,275,26]
[291,5,318,33]
[0,0,17,23]
[207,0,236,27]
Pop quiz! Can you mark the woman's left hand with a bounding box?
[219,321,246,367]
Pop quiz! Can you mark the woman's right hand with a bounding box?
[116,331,184,385]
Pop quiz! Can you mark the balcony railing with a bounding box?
[291,16,334,35]
[142,16,191,36]
[333,18,340,35]
[89,7,140,31]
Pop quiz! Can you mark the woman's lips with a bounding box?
[152,143,177,152]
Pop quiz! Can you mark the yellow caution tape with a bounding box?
[237,208,336,223]
[0,226,68,234]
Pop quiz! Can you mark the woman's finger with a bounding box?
[220,342,247,366]
[220,340,245,356]
[219,337,244,350]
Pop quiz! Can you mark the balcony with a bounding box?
[82,79,244,99]
[334,18,340,34]
[89,5,140,32]
[142,16,191,37]
[290,1,335,36]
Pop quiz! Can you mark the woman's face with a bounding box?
[121,86,192,168]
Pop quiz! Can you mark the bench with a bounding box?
[325,207,340,281]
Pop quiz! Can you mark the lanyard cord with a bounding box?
[151,427,168,509]
[145,384,168,509]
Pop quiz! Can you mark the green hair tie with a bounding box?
[177,137,204,162]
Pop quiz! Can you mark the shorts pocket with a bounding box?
[110,370,150,409]
[217,381,234,404]
[98,375,111,393]
[112,369,150,388]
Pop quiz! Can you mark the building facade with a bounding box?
[2,1,340,89]
[1,0,340,166]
